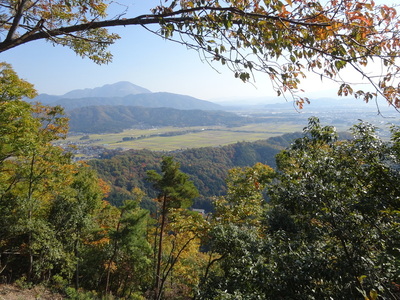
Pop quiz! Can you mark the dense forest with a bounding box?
[1,64,400,299]
[89,134,302,211]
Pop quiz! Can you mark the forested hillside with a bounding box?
[68,105,251,133]
[3,0,400,298]
[89,133,302,211]
[55,92,222,111]
[2,66,400,299]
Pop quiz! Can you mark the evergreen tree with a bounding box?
[147,156,199,300]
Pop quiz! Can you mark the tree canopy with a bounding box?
[1,0,400,107]
[147,156,199,299]
[199,118,400,299]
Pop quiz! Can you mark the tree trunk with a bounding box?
[106,210,124,295]
[74,239,79,290]
[155,194,167,300]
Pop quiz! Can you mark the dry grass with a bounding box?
[0,284,64,300]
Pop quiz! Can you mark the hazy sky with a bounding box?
[0,0,392,103]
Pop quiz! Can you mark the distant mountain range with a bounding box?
[33,81,150,103]
[31,81,392,134]
[32,81,222,111]
[30,81,250,133]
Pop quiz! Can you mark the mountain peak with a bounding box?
[62,81,152,99]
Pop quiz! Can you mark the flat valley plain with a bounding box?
[65,122,301,153]
[61,107,399,160]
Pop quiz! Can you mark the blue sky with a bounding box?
[0,0,390,103]
[2,24,290,102]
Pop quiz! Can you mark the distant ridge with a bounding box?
[32,81,151,104]
[31,81,222,111]
[50,92,221,111]
[68,105,246,133]
[62,81,151,98]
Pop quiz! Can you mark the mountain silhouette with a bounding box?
[31,82,222,111]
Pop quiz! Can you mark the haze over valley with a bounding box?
[30,81,399,159]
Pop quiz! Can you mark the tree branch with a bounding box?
[0,5,330,53]
[5,0,28,42]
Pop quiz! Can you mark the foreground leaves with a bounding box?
[199,117,400,299]
[1,1,400,106]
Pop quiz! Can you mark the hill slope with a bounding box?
[89,132,302,211]
[54,92,222,111]
[68,105,249,133]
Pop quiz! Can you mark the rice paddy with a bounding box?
[64,122,304,152]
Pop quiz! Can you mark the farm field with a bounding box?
[63,122,305,152]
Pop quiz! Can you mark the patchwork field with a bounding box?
[63,122,305,153]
